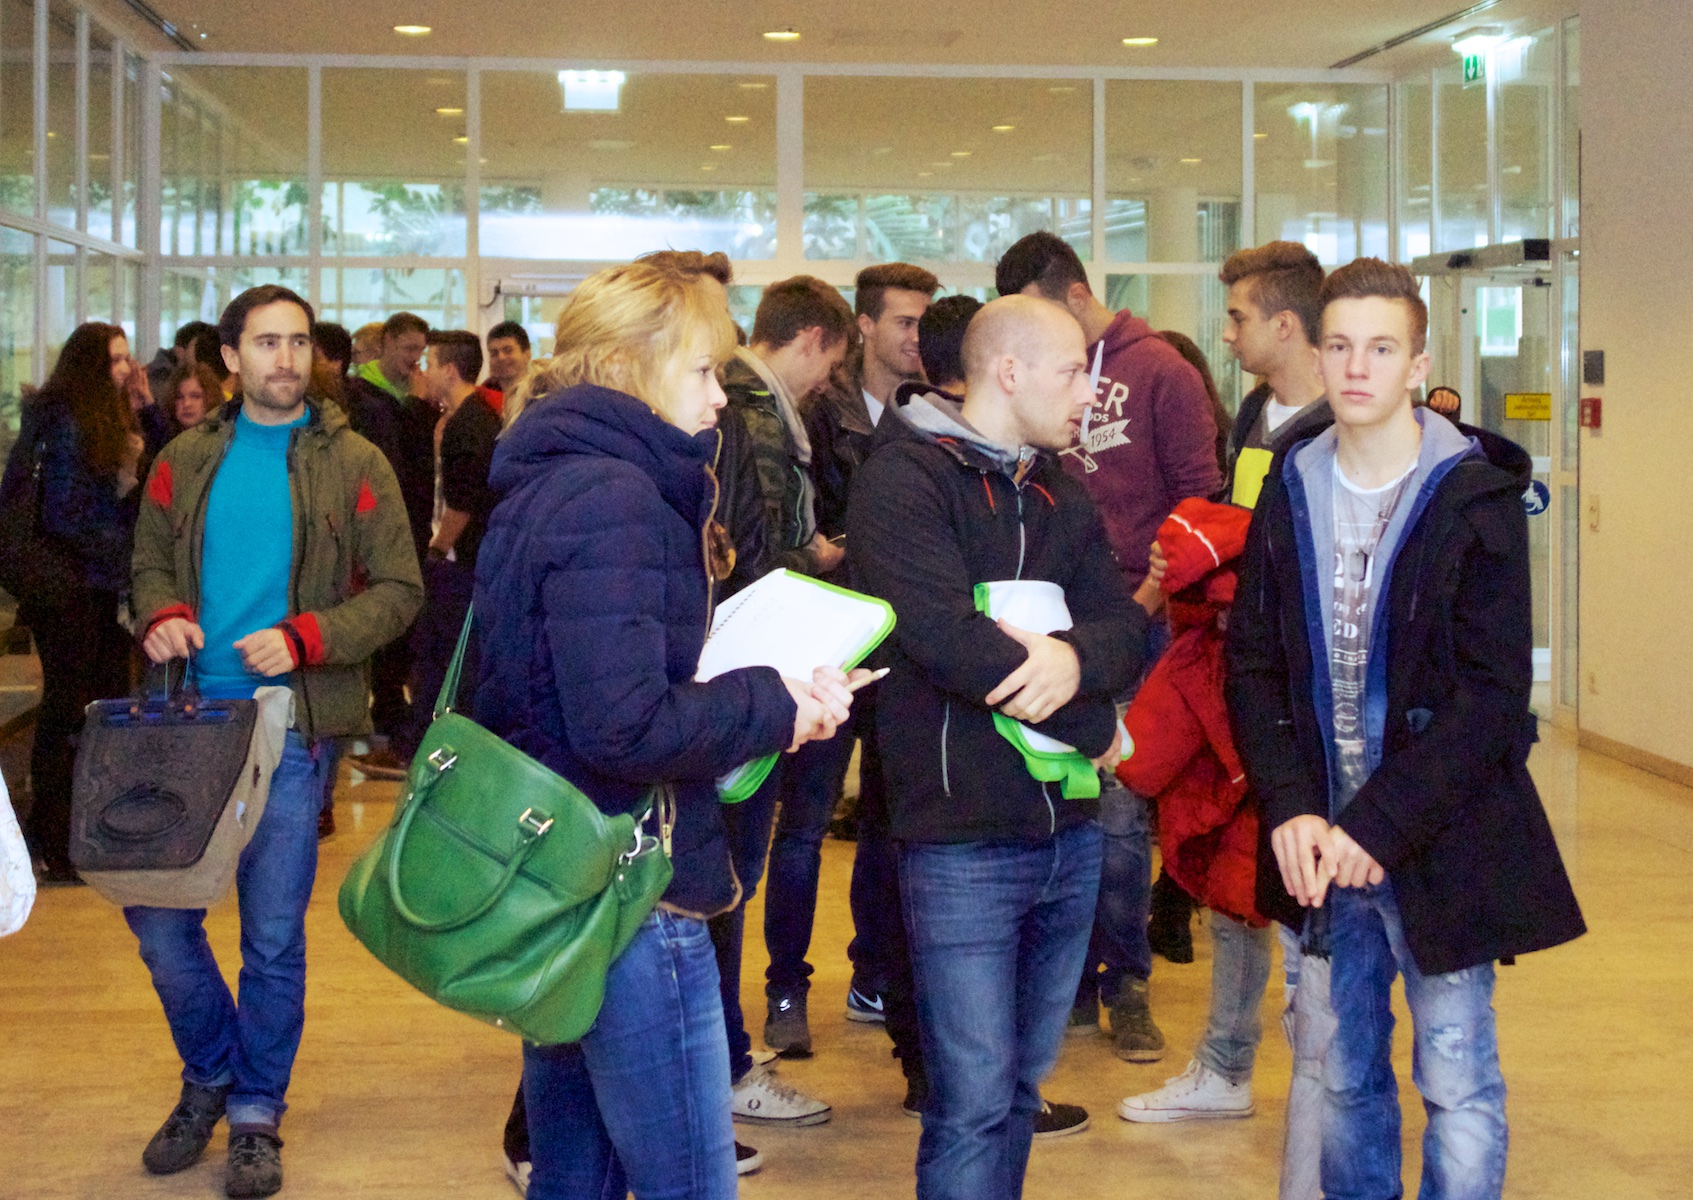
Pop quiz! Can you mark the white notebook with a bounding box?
[976,579,1078,755]
[697,569,894,683]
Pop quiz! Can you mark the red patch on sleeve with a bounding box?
[147,461,174,509]
[355,479,377,514]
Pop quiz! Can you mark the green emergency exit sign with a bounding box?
[1463,53,1486,86]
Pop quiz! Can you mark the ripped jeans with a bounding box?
[1324,881,1508,1200]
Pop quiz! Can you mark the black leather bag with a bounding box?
[70,665,260,874]
[0,436,82,612]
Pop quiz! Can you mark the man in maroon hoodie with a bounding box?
[996,231,1220,1062]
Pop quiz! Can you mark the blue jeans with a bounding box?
[762,729,855,994]
[524,910,737,1200]
[901,821,1103,1200]
[1196,912,1274,1085]
[708,765,779,1082]
[845,721,902,997]
[125,731,328,1128]
[1074,777,1152,1008]
[1324,882,1508,1200]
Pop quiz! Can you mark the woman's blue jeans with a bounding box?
[124,730,328,1129]
[524,910,737,1200]
[901,821,1103,1200]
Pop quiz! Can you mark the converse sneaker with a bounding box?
[1117,1061,1254,1123]
[503,1151,531,1196]
[225,1128,284,1199]
[735,1142,764,1175]
[764,985,813,1058]
[1108,979,1166,1063]
[845,982,886,1023]
[901,1071,928,1118]
[730,1061,832,1127]
[142,1081,230,1175]
[1032,1098,1091,1139]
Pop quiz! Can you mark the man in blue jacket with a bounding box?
[1226,259,1584,1200]
[848,295,1148,1200]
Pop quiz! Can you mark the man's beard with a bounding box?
[249,376,305,413]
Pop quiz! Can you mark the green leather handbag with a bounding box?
[338,608,673,1045]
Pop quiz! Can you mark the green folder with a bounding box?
[700,570,896,803]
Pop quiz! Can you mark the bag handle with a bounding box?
[433,606,475,720]
[384,745,558,933]
[130,655,201,715]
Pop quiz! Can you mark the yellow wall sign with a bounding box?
[1504,392,1552,421]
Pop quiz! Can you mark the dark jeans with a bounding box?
[24,587,131,872]
[393,557,476,761]
[902,822,1103,1200]
[844,717,903,999]
[762,729,855,994]
[707,764,780,1083]
[1074,779,1153,1009]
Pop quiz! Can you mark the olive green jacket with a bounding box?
[131,397,423,739]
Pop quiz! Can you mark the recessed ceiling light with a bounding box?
[725,115,751,123]
[1180,157,1201,164]
[46,130,56,138]
[710,143,733,151]
[89,152,109,160]
[871,146,894,155]
[1254,132,1268,139]
[992,124,1016,132]
[436,107,464,116]
[453,136,469,144]
[763,28,800,42]
[393,24,431,35]
[918,171,934,177]
[950,150,972,158]
[738,81,770,90]
[1048,85,1076,94]
[701,163,717,171]
[1122,36,1158,46]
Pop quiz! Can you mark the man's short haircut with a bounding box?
[994,231,1091,303]
[173,320,217,351]
[918,294,982,387]
[352,322,384,352]
[313,321,352,368]
[960,294,1076,385]
[486,320,531,353]
[1320,257,1429,355]
[218,284,315,349]
[1219,241,1325,346]
[427,329,484,384]
[382,311,430,341]
[638,249,734,288]
[854,262,940,321]
[751,276,856,351]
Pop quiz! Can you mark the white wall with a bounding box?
[1578,0,1693,770]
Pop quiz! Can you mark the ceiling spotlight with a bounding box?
[393,24,431,35]
[738,81,771,90]
[725,115,751,123]
[453,136,469,144]
[950,150,973,158]
[1451,26,1506,56]
[1254,132,1268,139]
[992,124,1016,132]
[435,107,464,116]
[1048,85,1077,94]
[1121,37,1158,46]
[918,171,934,177]
[710,143,733,151]
[763,28,801,42]
[1180,157,1201,164]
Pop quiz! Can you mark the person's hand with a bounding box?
[809,665,855,720]
[1090,725,1124,771]
[1271,814,1337,908]
[783,671,852,751]
[142,617,204,664]
[122,430,145,472]
[809,532,845,574]
[1327,825,1385,891]
[234,628,297,677]
[1426,386,1461,416]
[1146,540,1167,589]
[985,620,1081,724]
[1132,574,1165,617]
[125,359,155,411]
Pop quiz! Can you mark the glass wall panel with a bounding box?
[805,77,1091,263]
[44,1,74,228]
[120,49,140,247]
[1497,30,1555,242]
[85,247,116,323]
[1434,61,1488,250]
[0,226,33,457]
[159,264,310,349]
[318,267,466,333]
[122,258,139,342]
[1255,83,1387,264]
[161,66,308,256]
[1108,271,1240,412]
[1397,77,1432,260]
[1561,18,1579,239]
[481,71,777,261]
[324,69,467,257]
[87,19,113,240]
[1106,81,1242,264]
[0,0,35,216]
[46,237,77,364]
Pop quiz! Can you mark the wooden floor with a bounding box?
[2,724,1690,1199]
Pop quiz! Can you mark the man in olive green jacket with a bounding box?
[125,284,420,1200]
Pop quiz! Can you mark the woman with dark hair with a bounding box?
[1159,330,1234,480]
[159,361,223,435]
[1,322,144,883]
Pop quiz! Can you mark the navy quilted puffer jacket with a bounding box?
[474,383,796,917]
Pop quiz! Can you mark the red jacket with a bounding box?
[1116,498,1264,926]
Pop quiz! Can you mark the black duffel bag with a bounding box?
[0,435,82,613]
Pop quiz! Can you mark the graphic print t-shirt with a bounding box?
[1330,458,1416,810]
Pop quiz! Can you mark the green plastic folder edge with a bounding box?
[715,576,897,804]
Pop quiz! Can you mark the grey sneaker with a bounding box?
[1109,979,1166,1063]
[1065,1001,1100,1037]
[764,986,813,1058]
[225,1129,284,1199]
[142,1081,229,1175]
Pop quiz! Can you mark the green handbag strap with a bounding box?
[434,605,476,721]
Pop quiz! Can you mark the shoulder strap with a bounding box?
[434,605,475,719]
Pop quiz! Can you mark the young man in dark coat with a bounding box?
[1226,258,1584,1200]
[848,295,1149,1200]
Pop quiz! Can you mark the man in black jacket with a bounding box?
[848,295,1147,1200]
[1226,259,1583,1200]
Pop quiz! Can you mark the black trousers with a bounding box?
[24,588,132,871]
[393,557,476,761]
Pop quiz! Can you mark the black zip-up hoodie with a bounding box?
[846,391,1146,844]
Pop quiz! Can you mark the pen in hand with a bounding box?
[846,667,890,692]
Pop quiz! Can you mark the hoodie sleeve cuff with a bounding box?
[276,613,325,667]
[144,603,196,639]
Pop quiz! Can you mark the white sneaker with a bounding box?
[731,1061,832,1127]
[503,1152,531,1196]
[1117,1061,1254,1123]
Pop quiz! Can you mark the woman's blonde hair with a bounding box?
[501,357,553,432]
[545,262,737,424]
